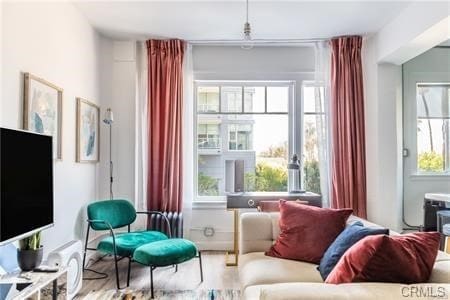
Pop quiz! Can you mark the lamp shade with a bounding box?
[103,108,114,124]
[288,154,302,193]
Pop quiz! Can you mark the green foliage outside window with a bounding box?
[418,151,444,172]
[259,142,288,158]
[245,162,288,192]
[198,172,219,196]
[304,160,321,194]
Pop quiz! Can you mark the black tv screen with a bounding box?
[0,128,54,245]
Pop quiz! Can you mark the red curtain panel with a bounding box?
[330,36,367,218]
[147,39,185,212]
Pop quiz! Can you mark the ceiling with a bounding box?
[73,1,411,41]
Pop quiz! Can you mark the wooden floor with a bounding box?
[77,251,240,298]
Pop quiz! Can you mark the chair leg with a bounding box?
[82,226,90,271]
[199,251,203,282]
[175,264,178,272]
[150,266,154,299]
[126,257,132,287]
[114,253,121,289]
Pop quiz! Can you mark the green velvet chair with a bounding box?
[83,199,171,289]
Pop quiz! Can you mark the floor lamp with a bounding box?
[103,108,114,200]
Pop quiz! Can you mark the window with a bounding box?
[416,84,450,173]
[302,85,326,194]
[195,82,292,199]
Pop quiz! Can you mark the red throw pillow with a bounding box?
[265,200,352,264]
[325,232,441,284]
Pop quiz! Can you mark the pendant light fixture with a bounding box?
[241,0,253,50]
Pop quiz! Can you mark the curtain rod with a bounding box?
[187,38,329,46]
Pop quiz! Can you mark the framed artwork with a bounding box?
[23,73,63,160]
[76,98,100,163]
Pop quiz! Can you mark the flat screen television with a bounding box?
[0,128,54,246]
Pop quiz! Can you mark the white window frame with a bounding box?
[194,80,297,202]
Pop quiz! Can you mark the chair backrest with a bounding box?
[87,199,137,230]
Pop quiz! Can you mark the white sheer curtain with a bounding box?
[314,41,332,207]
[182,43,194,238]
[135,41,148,211]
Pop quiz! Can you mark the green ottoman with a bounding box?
[133,239,203,298]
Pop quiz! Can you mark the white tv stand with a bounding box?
[0,267,67,299]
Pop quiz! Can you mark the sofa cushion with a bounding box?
[239,252,323,290]
[266,200,352,264]
[326,232,441,284]
[97,230,168,257]
[429,257,450,283]
[318,221,389,280]
[133,238,197,266]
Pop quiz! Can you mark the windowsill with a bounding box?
[409,173,450,180]
[192,200,227,209]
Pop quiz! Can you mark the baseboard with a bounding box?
[194,241,233,251]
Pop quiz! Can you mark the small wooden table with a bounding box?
[225,209,239,266]
[0,268,67,300]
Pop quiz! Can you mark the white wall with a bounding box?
[364,39,409,232]
[192,45,315,249]
[376,2,449,64]
[98,41,136,204]
[1,2,110,254]
[402,47,450,226]
[363,2,450,232]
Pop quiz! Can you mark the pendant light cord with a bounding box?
[246,0,249,23]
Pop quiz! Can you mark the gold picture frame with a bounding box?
[76,98,100,163]
[23,72,63,160]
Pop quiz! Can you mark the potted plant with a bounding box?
[17,232,43,271]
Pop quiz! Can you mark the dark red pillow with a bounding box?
[325,232,441,284]
[265,200,352,264]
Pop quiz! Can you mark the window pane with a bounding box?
[197,86,219,112]
[244,87,265,113]
[303,86,325,113]
[417,85,450,118]
[267,86,288,112]
[416,84,450,173]
[417,119,448,172]
[247,115,289,192]
[303,114,325,194]
[197,114,288,196]
[222,86,242,112]
[198,155,221,196]
[197,83,291,197]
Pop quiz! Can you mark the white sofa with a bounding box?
[239,212,450,299]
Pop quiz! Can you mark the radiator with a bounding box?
[148,212,183,238]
